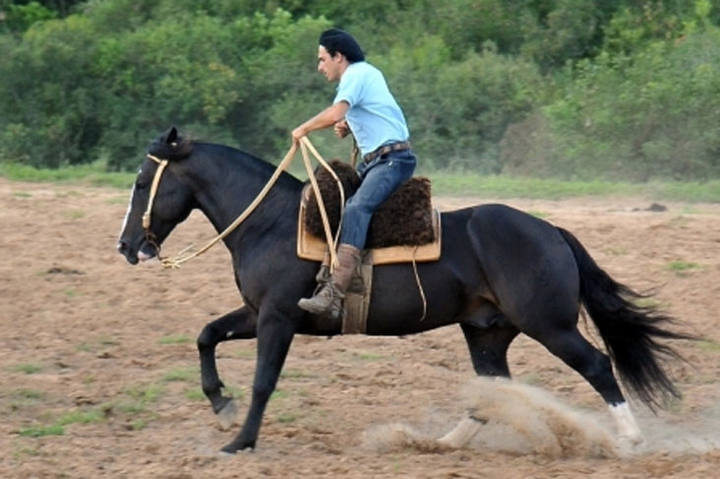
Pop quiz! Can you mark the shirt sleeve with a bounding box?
[334,66,365,107]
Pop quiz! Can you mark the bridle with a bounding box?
[142,154,169,259]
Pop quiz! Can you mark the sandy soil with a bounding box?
[1,177,719,478]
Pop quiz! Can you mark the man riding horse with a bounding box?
[292,28,417,319]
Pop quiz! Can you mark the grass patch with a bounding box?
[13,445,41,458]
[55,190,84,198]
[518,373,544,386]
[427,174,720,202]
[11,389,45,400]
[353,352,386,362]
[64,210,85,220]
[3,162,720,203]
[184,388,206,402]
[270,389,289,401]
[130,419,148,431]
[18,424,64,438]
[224,385,244,399]
[124,384,163,403]
[162,367,197,383]
[13,191,32,198]
[63,288,79,298]
[106,196,130,205]
[77,336,119,353]
[666,261,701,274]
[103,384,164,416]
[158,334,192,345]
[428,174,634,199]
[632,297,663,309]
[8,389,46,411]
[56,409,104,426]
[697,340,720,353]
[185,385,244,402]
[234,348,255,359]
[0,160,134,189]
[276,413,297,424]
[527,210,550,219]
[112,402,147,415]
[9,363,43,374]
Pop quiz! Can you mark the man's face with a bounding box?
[317,46,344,82]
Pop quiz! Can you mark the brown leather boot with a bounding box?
[298,244,361,319]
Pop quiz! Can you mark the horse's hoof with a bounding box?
[220,443,254,455]
[215,397,238,430]
[436,416,484,449]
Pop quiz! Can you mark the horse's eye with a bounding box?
[135,179,149,190]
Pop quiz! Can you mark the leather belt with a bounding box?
[363,141,411,163]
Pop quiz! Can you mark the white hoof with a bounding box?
[216,398,238,430]
[437,416,484,449]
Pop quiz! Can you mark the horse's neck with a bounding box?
[189,148,301,243]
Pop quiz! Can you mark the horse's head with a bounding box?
[117,126,197,264]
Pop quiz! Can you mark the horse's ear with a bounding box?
[148,126,193,160]
[166,126,178,145]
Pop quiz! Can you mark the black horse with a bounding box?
[117,128,689,454]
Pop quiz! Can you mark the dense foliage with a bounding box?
[1,0,719,179]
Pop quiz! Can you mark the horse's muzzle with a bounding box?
[117,239,139,265]
[117,238,156,265]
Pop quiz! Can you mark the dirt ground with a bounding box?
[1,177,719,478]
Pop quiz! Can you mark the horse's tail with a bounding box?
[557,227,692,410]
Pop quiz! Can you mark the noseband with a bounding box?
[142,154,169,256]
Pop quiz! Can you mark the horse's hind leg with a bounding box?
[438,321,519,448]
[461,321,519,377]
[530,325,642,444]
[197,306,257,428]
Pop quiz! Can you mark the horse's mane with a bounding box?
[147,126,194,160]
[147,127,302,192]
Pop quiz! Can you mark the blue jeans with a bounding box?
[340,149,417,249]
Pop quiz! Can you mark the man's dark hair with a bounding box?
[319,28,365,63]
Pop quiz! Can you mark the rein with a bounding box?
[143,137,344,270]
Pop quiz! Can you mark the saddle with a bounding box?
[297,161,442,265]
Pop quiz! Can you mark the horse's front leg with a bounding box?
[221,309,295,453]
[197,306,257,428]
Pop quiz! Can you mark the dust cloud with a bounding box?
[362,377,720,459]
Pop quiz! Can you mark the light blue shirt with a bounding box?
[333,61,409,157]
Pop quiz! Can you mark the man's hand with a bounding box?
[291,126,307,144]
[334,120,350,138]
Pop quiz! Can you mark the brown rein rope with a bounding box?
[143,137,344,270]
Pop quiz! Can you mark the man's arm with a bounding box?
[292,101,349,143]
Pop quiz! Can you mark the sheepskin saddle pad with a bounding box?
[297,160,442,265]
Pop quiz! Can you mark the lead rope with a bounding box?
[144,137,343,269]
[411,246,428,321]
